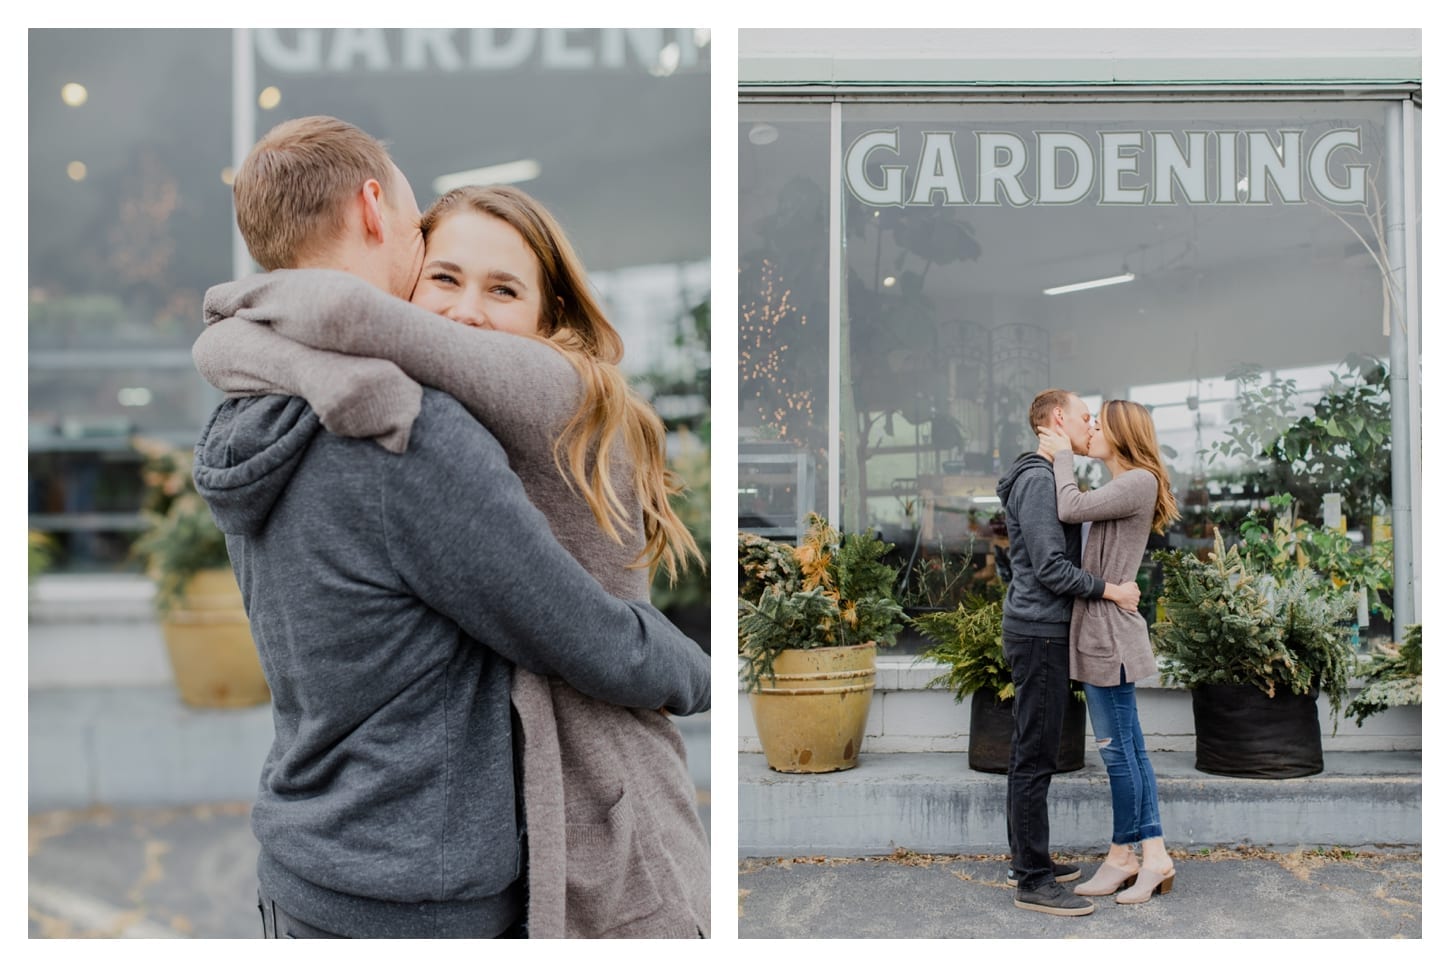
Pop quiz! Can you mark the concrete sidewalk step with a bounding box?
[738,750,1421,856]
[29,685,710,811]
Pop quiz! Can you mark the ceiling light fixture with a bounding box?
[748,123,778,146]
[1043,270,1135,296]
[432,160,541,195]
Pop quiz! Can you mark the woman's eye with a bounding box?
[491,285,517,298]
[429,273,458,285]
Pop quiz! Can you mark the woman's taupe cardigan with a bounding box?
[194,269,709,938]
[1051,451,1158,688]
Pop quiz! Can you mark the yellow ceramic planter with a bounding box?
[160,568,270,708]
[749,642,876,773]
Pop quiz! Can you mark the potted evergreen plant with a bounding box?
[738,514,906,773]
[131,437,269,709]
[1346,624,1421,727]
[1152,527,1356,778]
[912,583,1086,774]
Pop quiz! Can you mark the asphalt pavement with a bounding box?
[26,803,1421,941]
[28,794,714,940]
[737,847,1422,940]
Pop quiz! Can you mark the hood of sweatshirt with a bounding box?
[192,395,323,537]
[995,451,1050,505]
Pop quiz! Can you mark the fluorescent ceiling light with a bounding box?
[432,159,541,195]
[1043,271,1135,296]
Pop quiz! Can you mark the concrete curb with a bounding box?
[739,750,1421,856]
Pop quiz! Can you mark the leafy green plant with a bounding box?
[1346,624,1421,727]
[738,513,906,692]
[1208,354,1390,531]
[1153,527,1357,726]
[912,581,1085,704]
[1238,493,1394,622]
[912,585,1011,701]
[130,436,232,614]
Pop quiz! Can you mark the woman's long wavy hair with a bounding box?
[420,185,701,582]
[1098,399,1181,534]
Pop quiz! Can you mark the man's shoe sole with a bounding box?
[1014,898,1095,916]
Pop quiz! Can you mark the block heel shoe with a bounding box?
[1115,866,1175,904]
[1073,862,1139,897]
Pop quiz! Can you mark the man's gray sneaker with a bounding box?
[1014,880,1095,916]
[1007,862,1081,887]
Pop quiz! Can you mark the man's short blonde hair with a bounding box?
[1028,388,1076,436]
[232,116,395,270]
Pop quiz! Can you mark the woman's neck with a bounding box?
[1104,455,1128,478]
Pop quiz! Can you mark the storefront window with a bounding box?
[30,28,710,572]
[741,94,1407,643]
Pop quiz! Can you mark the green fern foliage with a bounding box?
[913,590,1012,702]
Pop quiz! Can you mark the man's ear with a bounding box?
[358,178,387,243]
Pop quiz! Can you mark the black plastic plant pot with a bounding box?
[1190,683,1324,779]
[967,690,1086,775]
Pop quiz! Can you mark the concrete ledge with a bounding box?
[738,750,1422,857]
[29,687,274,810]
[29,685,711,811]
[739,655,1422,754]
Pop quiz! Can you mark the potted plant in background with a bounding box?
[739,513,906,773]
[131,437,269,709]
[1346,624,1421,727]
[28,529,55,584]
[912,582,1086,774]
[1152,526,1356,779]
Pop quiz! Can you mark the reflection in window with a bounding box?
[738,106,832,541]
[824,102,1396,645]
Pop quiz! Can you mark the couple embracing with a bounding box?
[190,116,710,938]
[996,389,1180,916]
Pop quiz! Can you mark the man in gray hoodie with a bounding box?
[994,389,1140,916]
[191,116,710,939]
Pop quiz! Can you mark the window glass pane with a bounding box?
[738,104,831,541]
[30,28,710,571]
[837,100,1394,632]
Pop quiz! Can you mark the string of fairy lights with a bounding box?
[739,259,817,444]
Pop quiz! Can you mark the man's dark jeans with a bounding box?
[1003,630,1071,892]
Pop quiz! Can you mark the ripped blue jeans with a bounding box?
[1083,667,1163,845]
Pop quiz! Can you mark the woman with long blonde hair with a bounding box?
[1036,399,1180,906]
[194,184,708,937]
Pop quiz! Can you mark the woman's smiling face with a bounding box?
[411,209,543,337]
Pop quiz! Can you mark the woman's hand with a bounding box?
[1035,424,1073,458]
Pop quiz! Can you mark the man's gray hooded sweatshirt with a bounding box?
[191,390,711,939]
[995,452,1106,638]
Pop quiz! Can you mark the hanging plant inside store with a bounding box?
[1152,527,1356,779]
[131,437,269,709]
[912,583,1086,774]
[739,514,906,773]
